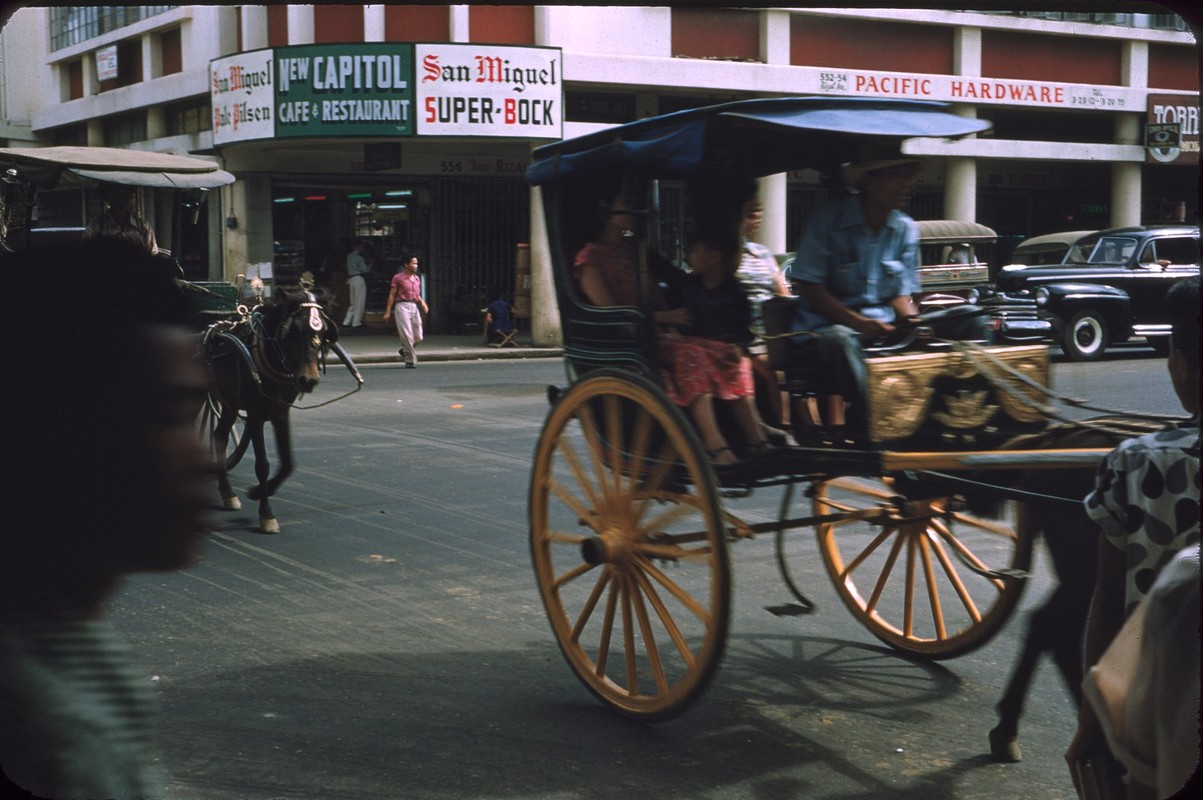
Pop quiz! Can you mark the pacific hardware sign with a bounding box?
[211,44,562,146]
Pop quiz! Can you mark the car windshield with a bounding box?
[1082,236,1138,265]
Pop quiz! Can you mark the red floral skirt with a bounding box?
[657,335,753,407]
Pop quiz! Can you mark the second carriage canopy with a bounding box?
[0,146,235,190]
[525,97,991,185]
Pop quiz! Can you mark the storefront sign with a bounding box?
[212,49,275,145]
[1147,94,1199,165]
[808,67,1141,111]
[275,44,413,138]
[416,44,562,138]
[96,45,118,82]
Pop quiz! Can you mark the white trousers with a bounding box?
[342,274,366,326]
[393,301,423,364]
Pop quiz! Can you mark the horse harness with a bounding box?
[203,293,362,408]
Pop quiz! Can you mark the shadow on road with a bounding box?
[153,632,1019,800]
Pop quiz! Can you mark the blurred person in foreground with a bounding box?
[1066,275,1199,800]
[0,239,214,799]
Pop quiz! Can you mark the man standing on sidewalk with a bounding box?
[384,254,429,368]
[341,239,371,329]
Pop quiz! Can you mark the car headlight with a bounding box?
[1034,287,1050,306]
[966,287,980,304]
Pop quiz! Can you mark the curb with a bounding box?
[350,348,563,365]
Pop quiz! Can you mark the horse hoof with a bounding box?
[260,517,280,534]
[223,495,242,511]
[988,726,1021,763]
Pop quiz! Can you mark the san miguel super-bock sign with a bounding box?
[211,44,562,146]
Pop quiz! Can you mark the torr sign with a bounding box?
[1146,94,1199,164]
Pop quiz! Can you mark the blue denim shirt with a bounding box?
[791,195,919,331]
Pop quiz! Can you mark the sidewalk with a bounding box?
[335,324,562,365]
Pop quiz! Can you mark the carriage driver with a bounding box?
[788,141,990,444]
[83,182,160,255]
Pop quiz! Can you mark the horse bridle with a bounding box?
[249,296,330,385]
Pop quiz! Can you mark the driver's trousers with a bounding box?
[794,314,993,438]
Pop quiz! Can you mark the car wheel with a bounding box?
[1062,310,1108,361]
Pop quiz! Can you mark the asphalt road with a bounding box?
[106,350,1184,800]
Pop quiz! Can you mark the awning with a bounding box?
[526,97,992,186]
[0,146,235,190]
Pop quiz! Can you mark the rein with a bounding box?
[946,339,1188,434]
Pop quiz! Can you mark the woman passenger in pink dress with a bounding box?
[573,178,771,465]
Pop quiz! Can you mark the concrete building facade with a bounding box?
[0,5,1197,344]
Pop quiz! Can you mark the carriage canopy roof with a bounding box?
[526,97,991,186]
[0,146,235,189]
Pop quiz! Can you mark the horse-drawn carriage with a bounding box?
[0,145,363,531]
[522,97,1166,727]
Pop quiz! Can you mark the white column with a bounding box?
[529,184,562,347]
[943,157,976,222]
[364,5,386,42]
[760,9,790,65]
[758,173,788,255]
[953,26,982,77]
[288,5,316,45]
[450,5,471,43]
[242,6,269,51]
[186,6,225,63]
[141,33,159,80]
[1111,114,1143,228]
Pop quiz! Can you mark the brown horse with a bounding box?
[962,415,1173,763]
[203,289,351,533]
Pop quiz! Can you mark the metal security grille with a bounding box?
[430,178,530,334]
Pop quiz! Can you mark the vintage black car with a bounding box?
[972,224,1199,361]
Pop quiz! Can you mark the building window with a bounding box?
[51,124,88,146]
[167,100,212,135]
[565,91,637,124]
[97,40,143,92]
[103,111,148,146]
[49,6,176,51]
[160,28,181,75]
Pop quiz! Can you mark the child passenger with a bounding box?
[656,231,772,463]
[573,180,772,465]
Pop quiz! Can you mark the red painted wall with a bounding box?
[161,28,181,75]
[267,6,288,48]
[469,5,535,45]
[314,5,364,44]
[386,5,450,42]
[672,8,760,61]
[790,16,952,74]
[1149,44,1199,91]
[68,60,83,100]
[982,30,1121,85]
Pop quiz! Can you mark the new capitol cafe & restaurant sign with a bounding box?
[211,43,563,146]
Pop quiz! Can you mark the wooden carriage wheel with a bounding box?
[530,369,731,720]
[814,476,1033,660]
[197,391,250,470]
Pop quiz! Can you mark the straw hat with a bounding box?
[841,141,920,187]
